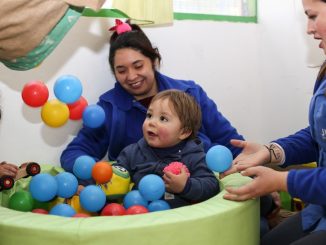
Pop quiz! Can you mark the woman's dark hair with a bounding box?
[108,21,161,72]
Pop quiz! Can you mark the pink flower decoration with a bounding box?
[109,19,132,35]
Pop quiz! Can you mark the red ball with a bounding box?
[163,161,190,177]
[73,213,91,218]
[68,96,88,120]
[32,208,49,214]
[101,203,126,216]
[125,205,149,215]
[22,81,49,107]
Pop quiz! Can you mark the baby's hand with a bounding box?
[163,167,189,193]
[0,161,18,177]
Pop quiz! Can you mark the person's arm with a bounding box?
[274,127,318,166]
[60,101,111,173]
[287,168,326,205]
[177,153,220,202]
[189,85,244,157]
[224,166,326,205]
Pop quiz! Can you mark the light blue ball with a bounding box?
[73,155,96,180]
[49,203,76,217]
[123,190,148,209]
[29,173,58,202]
[54,75,83,104]
[80,185,106,212]
[55,172,78,198]
[206,145,233,172]
[148,200,170,212]
[82,105,105,128]
[138,174,165,201]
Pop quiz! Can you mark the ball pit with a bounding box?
[0,164,259,245]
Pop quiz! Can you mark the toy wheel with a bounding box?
[26,162,41,176]
[0,176,14,190]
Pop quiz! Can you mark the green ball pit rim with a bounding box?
[0,164,259,245]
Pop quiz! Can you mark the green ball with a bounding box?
[8,191,34,212]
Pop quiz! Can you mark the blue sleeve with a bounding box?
[60,101,111,173]
[287,168,326,205]
[274,127,318,167]
[179,153,220,202]
[188,84,244,158]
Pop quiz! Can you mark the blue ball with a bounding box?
[123,190,148,209]
[55,172,78,198]
[138,174,165,201]
[82,105,105,128]
[148,200,170,212]
[73,155,96,180]
[206,145,233,172]
[29,173,58,202]
[54,75,83,104]
[79,185,106,212]
[49,203,76,217]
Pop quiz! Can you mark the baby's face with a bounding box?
[143,98,187,148]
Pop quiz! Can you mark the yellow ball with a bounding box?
[41,99,69,127]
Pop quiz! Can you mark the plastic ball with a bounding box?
[32,208,49,214]
[22,81,49,107]
[73,213,91,218]
[92,162,113,184]
[67,195,93,216]
[163,161,190,177]
[123,190,148,209]
[73,155,96,180]
[54,75,83,104]
[125,205,149,215]
[49,203,76,217]
[41,99,69,127]
[29,173,58,202]
[55,172,78,198]
[79,185,106,212]
[101,203,126,216]
[8,191,34,212]
[148,200,171,212]
[68,96,88,120]
[82,105,105,128]
[138,174,165,201]
[206,145,233,172]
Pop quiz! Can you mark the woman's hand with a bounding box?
[163,167,189,193]
[220,139,270,178]
[0,161,18,177]
[223,166,288,201]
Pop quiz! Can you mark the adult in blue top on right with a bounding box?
[223,1,326,244]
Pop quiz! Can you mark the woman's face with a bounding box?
[303,0,326,54]
[113,48,158,100]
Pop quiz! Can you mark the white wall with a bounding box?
[0,0,324,166]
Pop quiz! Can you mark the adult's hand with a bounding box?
[223,166,288,201]
[220,139,270,178]
[0,161,18,177]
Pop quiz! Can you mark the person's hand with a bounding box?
[163,167,189,193]
[0,161,18,177]
[76,185,85,195]
[223,166,288,201]
[220,139,270,178]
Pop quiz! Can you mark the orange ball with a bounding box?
[92,162,113,184]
